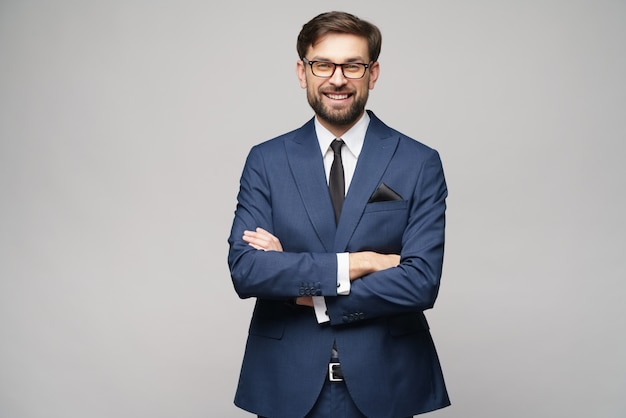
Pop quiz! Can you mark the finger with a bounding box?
[244,236,270,249]
[253,231,282,251]
[255,228,276,242]
[242,228,282,251]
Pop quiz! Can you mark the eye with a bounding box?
[344,64,363,73]
[314,62,333,70]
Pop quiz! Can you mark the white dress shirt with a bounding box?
[311,112,370,323]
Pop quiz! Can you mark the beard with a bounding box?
[307,87,368,127]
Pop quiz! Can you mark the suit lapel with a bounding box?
[285,119,336,252]
[334,112,399,252]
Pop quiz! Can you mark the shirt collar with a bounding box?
[315,112,370,158]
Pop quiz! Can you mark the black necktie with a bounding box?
[329,139,345,223]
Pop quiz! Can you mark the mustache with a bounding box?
[320,88,354,94]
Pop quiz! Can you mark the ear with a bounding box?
[368,61,380,90]
[296,60,307,88]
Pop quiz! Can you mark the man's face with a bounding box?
[296,33,380,136]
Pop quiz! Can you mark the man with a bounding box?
[228,11,450,418]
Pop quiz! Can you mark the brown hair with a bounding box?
[296,11,382,62]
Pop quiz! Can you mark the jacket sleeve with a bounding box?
[227,145,339,299]
[325,149,448,325]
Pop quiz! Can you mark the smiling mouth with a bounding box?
[325,93,351,100]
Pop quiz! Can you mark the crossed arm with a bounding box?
[243,227,400,306]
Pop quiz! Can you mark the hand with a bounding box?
[295,296,314,307]
[243,229,313,306]
[349,251,400,280]
[243,227,283,251]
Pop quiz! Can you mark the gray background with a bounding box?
[1,1,625,417]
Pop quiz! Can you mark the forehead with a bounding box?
[306,33,369,61]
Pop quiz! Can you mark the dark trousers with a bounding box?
[304,376,366,418]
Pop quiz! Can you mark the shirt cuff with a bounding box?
[311,253,350,324]
[336,252,350,295]
[312,296,330,323]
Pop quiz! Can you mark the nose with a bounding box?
[328,65,348,86]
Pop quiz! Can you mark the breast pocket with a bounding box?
[353,200,409,253]
[363,199,408,214]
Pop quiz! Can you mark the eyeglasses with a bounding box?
[302,57,372,79]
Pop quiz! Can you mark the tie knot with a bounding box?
[331,139,344,155]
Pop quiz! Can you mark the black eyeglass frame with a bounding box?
[301,57,373,79]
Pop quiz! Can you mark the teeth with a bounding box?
[327,94,349,100]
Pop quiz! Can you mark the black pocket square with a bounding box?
[368,183,403,203]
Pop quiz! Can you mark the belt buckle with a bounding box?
[328,362,343,382]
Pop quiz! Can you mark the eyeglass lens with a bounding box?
[311,62,367,79]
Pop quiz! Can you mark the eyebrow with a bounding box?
[310,56,367,63]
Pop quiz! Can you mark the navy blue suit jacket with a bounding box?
[228,111,450,418]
